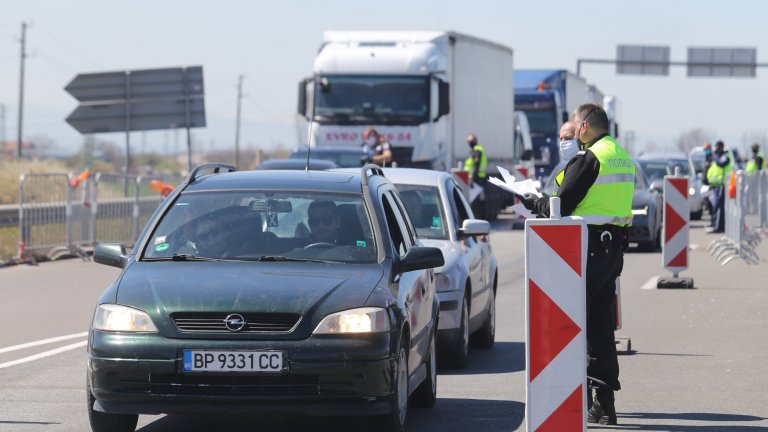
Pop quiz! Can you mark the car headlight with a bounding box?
[631,205,648,216]
[313,307,390,334]
[92,304,158,332]
[689,187,696,196]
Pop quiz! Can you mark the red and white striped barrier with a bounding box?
[658,173,694,288]
[525,197,587,431]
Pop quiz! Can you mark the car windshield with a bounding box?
[314,75,429,125]
[393,185,449,240]
[290,149,366,168]
[639,160,690,183]
[143,191,377,263]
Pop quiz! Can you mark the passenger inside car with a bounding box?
[307,200,341,245]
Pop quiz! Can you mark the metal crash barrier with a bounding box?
[707,171,761,265]
[15,171,181,261]
[18,173,73,260]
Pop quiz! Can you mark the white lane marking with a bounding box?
[641,276,659,290]
[0,340,87,370]
[0,332,88,355]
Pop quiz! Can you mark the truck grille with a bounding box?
[171,312,301,333]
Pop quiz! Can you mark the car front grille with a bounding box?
[171,312,301,333]
[145,373,320,397]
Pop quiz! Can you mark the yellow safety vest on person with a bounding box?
[745,151,766,175]
[553,169,566,196]
[571,135,635,226]
[464,144,488,179]
[706,151,734,186]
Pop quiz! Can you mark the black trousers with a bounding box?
[586,228,624,394]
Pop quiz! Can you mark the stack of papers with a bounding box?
[488,166,542,219]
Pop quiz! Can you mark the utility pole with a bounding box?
[17,21,28,159]
[234,74,244,170]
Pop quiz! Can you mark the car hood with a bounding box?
[114,261,384,338]
[419,239,461,273]
[633,189,652,207]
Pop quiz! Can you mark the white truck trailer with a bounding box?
[298,31,521,219]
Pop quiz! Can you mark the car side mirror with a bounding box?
[650,181,663,194]
[94,243,128,269]
[396,246,444,274]
[458,219,491,237]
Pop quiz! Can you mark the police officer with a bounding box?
[464,133,488,218]
[745,144,765,213]
[520,103,634,425]
[746,143,765,175]
[704,141,732,233]
[362,128,393,166]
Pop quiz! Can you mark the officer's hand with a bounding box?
[520,193,538,211]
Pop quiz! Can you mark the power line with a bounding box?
[35,24,104,69]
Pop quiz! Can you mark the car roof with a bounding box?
[379,168,451,186]
[184,169,364,194]
[291,146,367,154]
[258,158,337,170]
[637,152,688,160]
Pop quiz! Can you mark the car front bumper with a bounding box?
[88,330,396,416]
[629,214,653,243]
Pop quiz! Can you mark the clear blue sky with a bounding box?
[0,0,766,156]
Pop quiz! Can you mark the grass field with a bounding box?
[0,159,70,205]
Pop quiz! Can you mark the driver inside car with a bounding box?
[307,200,341,245]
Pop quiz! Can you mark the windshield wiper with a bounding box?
[248,255,336,264]
[142,253,224,262]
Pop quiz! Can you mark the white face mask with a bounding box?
[559,139,579,161]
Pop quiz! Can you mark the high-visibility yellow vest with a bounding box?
[553,169,565,196]
[707,151,733,186]
[745,151,766,175]
[571,135,635,226]
[464,144,488,178]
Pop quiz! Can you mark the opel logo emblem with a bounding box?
[223,314,247,332]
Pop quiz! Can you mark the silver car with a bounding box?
[383,168,498,368]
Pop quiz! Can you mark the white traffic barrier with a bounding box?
[657,170,693,288]
[525,196,587,431]
[760,171,767,228]
[707,171,759,265]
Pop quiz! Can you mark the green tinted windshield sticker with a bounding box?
[155,243,169,252]
[356,240,367,248]
[432,216,442,228]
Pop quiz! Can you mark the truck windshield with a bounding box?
[314,75,429,125]
[519,108,558,137]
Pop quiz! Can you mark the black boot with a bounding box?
[587,391,617,425]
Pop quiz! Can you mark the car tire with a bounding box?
[412,330,437,407]
[88,388,138,432]
[471,281,496,349]
[381,337,409,432]
[445,295,469,369]
[691,209,702,220]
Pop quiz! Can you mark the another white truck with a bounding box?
[298,31,525,219]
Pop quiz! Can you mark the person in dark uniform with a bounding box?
[520,103,634,425]
[362,128,393,166]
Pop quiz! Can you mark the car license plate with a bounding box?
[183,350,283,373]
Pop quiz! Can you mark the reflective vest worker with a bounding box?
[464,134,487,184]
[745,144,766,175]
[706,147,732,186]
[517,103,634,426]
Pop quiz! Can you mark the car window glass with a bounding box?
[452,187,471,228]
[382,194,408,257]
[143,191,376,263]
[388,191,418,246]
[453,183,476,220]
[392,184,449,240]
